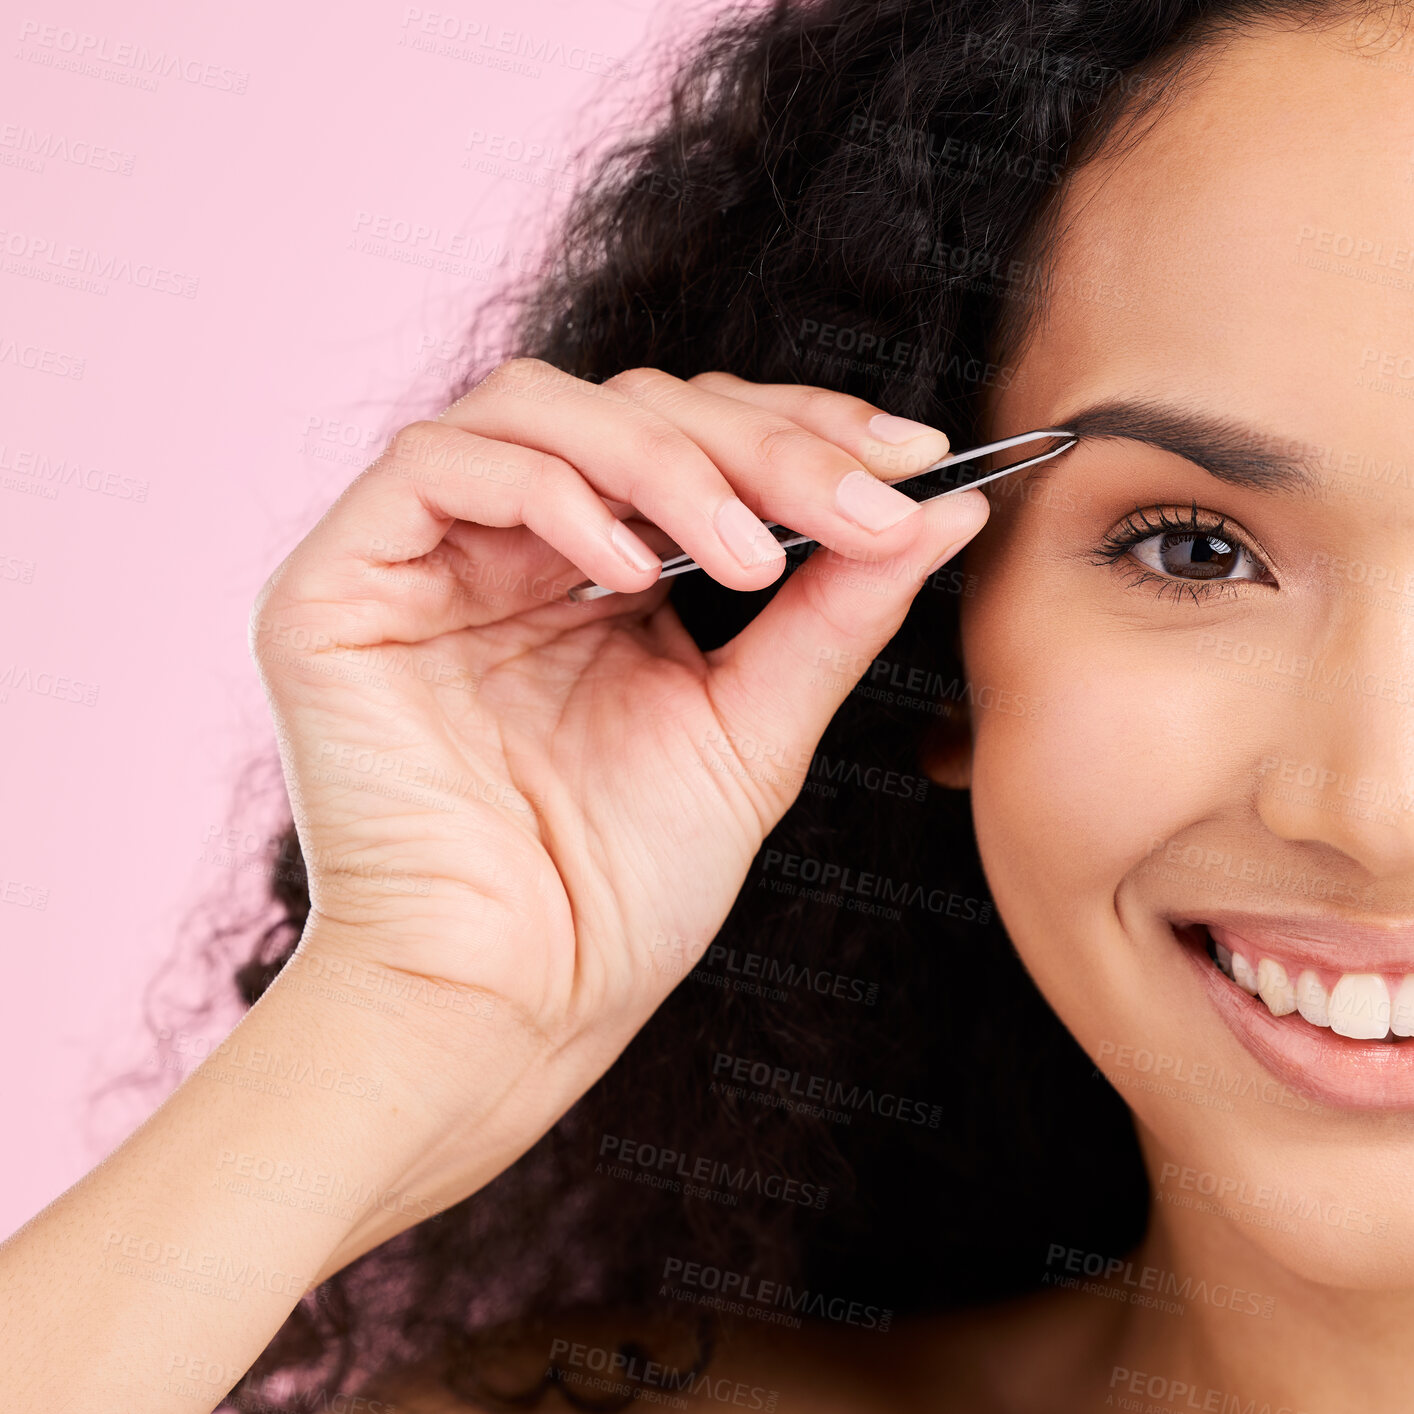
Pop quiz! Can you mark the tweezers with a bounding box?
[565,426,1079,602]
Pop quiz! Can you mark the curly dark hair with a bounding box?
[146,0,1403,1406]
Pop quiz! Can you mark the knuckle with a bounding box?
[748,419,817,470]
[500,354,550,383]
[384,419,446,475]
[605,365,668,393]
[605,366,682,413]
[631,415,696,470]
[686,369,739,390]
[387,417,443,455]
[247,579,345,666]
[523,448,571,494]
[480,355,555,399]
[793,384,846,419]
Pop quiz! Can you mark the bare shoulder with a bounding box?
[359,1284,1123,1414]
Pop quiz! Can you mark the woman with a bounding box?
[6,0,1413,1408]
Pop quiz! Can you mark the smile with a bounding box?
[1205,923,1414,1040]
[1169,909,1414,1109]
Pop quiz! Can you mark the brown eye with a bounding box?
[1149,531,1241,579]
[1092,504,1276,600]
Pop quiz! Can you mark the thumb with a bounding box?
[702,488,989,810]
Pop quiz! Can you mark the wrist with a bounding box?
[274,916,555,1117]
[262,923,582,1280]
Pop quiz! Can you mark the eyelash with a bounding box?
[1089,502,1275,604]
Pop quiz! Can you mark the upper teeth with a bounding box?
[1256,958,1296,1016]
[1213,942,1414,1040]
[1295,970,1330,1028]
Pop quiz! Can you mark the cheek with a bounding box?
[967,613,1162,870]
[970,658,1207,873]
[957,577,1249,999]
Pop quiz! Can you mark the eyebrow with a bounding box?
[1022,397,1324,493]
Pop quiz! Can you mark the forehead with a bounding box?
[991,21,1414,465]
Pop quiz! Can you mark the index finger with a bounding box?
[685,371,951,481]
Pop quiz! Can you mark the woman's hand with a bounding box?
[0,367,991,1414]
[251,362,989,1155]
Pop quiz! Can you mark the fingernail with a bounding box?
[610,520,661,574]
[924,490,989,574]
[835,468,920,532]
[715,499,787,569]
[868,413,948,446]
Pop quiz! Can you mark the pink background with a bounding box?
[0,0,718,1239]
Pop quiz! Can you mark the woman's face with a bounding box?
[957,16,1414,1286]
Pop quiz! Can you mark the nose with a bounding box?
[1254,612,1414,880]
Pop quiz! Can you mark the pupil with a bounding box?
[1160,532,1235,579]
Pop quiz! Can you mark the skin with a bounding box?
[6,12,1410,1414]
[0,208,992,1409]
[943,13,1414,1413]
[382,15,1414,1414]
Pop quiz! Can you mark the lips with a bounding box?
[1169,912,1414,1110]
[1204,923,1414,1040]
[1174,908,1414,975]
